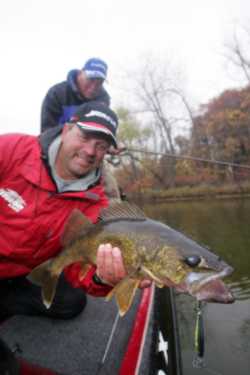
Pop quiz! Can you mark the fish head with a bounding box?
[179,259,234,303]
[151,247,234,303]
[139,219,235,304]
[100,205,235,305]
[144,244,234,304]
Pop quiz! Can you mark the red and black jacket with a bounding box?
[0,127,111,296]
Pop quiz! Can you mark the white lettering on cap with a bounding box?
[91,62,105,69]
[85,110,117,129]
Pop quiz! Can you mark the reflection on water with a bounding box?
[143,198,250,375]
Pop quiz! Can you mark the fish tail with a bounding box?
[27,259,59,309]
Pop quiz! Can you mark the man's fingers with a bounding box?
[96,244,125,286]
[96,244,151,289]
[102,243,113,277]
[96,244,106,279]
[112,247,126,280]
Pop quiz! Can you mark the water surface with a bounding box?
[143,198,250,375]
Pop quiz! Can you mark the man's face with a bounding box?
[56,124,110,180]
[77,71,104,99]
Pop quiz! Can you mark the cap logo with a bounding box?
[83,58,108,79]
[85,110,117,128]
[91,62,106,69]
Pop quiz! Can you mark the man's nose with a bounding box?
[88,80,101,92]
[82,142,96,156]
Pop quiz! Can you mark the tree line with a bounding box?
[112,28,250,195]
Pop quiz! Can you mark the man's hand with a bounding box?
[96,244,126,286]
[95,243,152,289]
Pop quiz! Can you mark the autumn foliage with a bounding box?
[114,85,250,195]
[190,87,250,181]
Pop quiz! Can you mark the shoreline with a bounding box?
[126,191,250,203]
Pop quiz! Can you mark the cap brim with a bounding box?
[84,70,106,80]
[77,122,117,148]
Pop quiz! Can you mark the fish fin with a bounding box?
[106,278,140,316]
[61,209,94,247]
[27,260,59,309]
[141,265,163,285]
[42,275,59,309]
[78,263,92,281]
[100,201,146,222]
[27,259,52,286]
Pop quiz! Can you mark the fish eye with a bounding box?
[184,255,201,267]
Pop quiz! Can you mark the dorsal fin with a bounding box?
[61,209,94,247]
[99,201,146,222]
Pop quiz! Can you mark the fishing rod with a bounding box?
[95,312,120,375]
[124,148,250,170]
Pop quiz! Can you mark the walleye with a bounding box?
[28,202,234,316]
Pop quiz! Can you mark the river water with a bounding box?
[143,198,250,375]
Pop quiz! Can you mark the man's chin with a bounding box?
[74,159,93,172]
[74,167,92,177]
[69,157,96,177]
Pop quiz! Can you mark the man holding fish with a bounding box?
[0,98,235,373]
[0,98,234,321]
[0,101,141,322]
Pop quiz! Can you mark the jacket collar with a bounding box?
[39,125,63,161]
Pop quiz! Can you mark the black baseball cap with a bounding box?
[70,102,118,147]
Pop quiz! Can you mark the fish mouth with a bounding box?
[186,266,233,291]
[184,266,235,304]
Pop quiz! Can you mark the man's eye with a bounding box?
[80,135,88,142]
[97,144,108,152]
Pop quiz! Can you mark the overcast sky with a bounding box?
[0,0,249,135]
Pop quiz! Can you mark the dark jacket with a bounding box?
[41,69,110,132]
[0,128,111,296]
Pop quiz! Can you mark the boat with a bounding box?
[0,285,183,375]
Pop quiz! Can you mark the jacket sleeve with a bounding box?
[64,262,112,297]
[41,86,63,132]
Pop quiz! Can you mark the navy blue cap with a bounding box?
[82,58,108,80]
